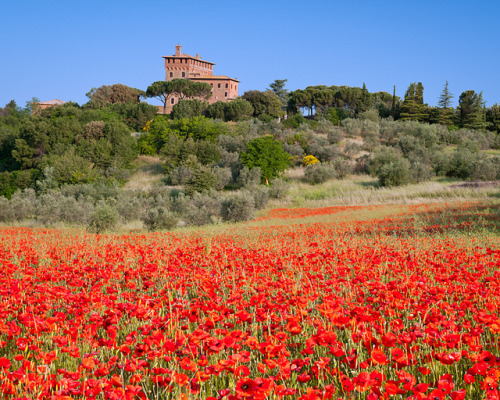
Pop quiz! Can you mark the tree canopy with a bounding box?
[86,84,143,108]
[242,90,283,119]
[241,135,290,184]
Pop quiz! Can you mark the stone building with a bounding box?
[160,45,239,113]
[34,99,66,112]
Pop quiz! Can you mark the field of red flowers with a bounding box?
[0,201,499,400]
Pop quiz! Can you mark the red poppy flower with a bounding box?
[236,378,257,398]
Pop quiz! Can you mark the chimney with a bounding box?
[175,45,182,56]
[196,53,199,59]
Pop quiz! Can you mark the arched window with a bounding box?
[182,72,185,77]
[169,72,173,78]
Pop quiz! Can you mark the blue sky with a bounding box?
[1,0,499,108]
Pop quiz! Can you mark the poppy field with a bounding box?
[0,201,499,400]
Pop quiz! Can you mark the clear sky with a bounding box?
[1,0,499,109]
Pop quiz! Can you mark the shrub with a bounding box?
[0,197,14,222]
[185,167,218,195]
[409,157,434,183]
[471,157,500,181]
[87,201,118,233]
[282,113,306,129]
[211,166,232,190]
[269,178,289,199]
[358,110,380,123]
[47,147,98,185]
[142,207,178,231]
[302,155,319,166]
[324,107,347,125]
[116,190,148,222]
[304,163,337,184]
[221,194,255,222]
[306,137,341,162]
[237,166,262,187]
[327,127,344,144]
[243,185,269,209]
[217,134,247,153]
[368,147,404,176]
[194,140,222,165]
[447,148,479,179]
[282,143,305,164]
[377,158,412,187]
[176,192,222,226]
[169,165,194,186]
[329,156,353,178]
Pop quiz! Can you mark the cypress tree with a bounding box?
[437,81,455,126]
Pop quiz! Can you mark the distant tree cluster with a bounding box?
[283,80,499,134]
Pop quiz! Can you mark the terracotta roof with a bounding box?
[163,54,215,65]
[37,99,66,105]
[192,75,239,82]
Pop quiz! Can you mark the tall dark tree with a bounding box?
[486,104,500,133]
[269,79,289,106]
[356,82,371,114]
[399,82,426,121]
[438,81,453,109]
[458,90,487,130]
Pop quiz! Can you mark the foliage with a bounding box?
[268,177,289,199]
[171,99,208,119]
[302,155,319,166]
[303,162,337,184]
[146,81,176,114]
[241,136,290,183]
[458,90,488,130]
[269,79,289,107]
[185,166,218,195]
[85,84,143,108]
[221,193,255,222]
[204,99,253,122]
[45,147,97,185]
[242,90,283,119]
[87,201,118,233]
[236,166,262,187]
[399,82,427,121]
[141,206,178,231]
[377,157,412,187]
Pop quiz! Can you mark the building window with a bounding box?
[231,84,233,89]
[171,98,175,104]
[210,83,213,86]
[182,72,185,77]
[225,83,228,88]
[218,83,221,88]
[225,92,228,97]
[169,72,173,78]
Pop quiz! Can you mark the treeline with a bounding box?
[286,81,500,132]
[0,78,499,231]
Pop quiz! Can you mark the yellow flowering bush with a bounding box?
[302,155,319,166]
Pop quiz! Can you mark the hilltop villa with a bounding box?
[160,45,239,113]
